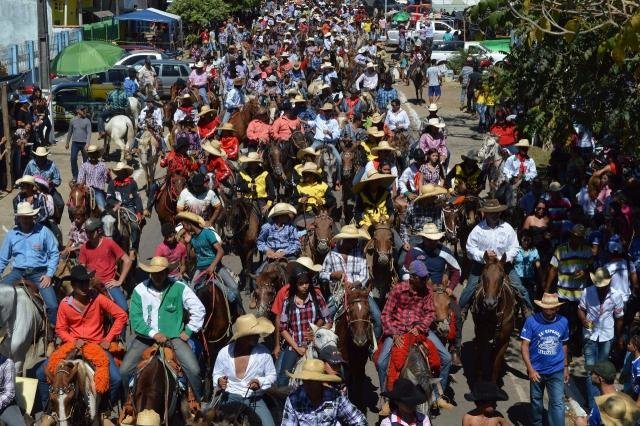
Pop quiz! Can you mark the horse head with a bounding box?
[268,143,284,179]
[309,323,339,353]
[313,211,333,256]
[340,139,357,178]
[480,254,507,310]
[48,359,81,424]
[370,221,393,266]
[344,286,371,348]
[254,270,282,317]
[478,134,498,163]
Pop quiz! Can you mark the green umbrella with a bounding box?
[51,41,125,75]
[391,11,411,23]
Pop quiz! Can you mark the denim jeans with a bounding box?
[375,336,394,391]
[476,103,487,127]
[530,370,565,426]
[70,142,87,180]
[584,338,613,410]
[459,262,533,312]
[275,348,301,387]
[195,267,240,305]
[311,140,342,182]
[326,292,382,339]
[2,267,57,324]
[222,392,275,426]
[198,87,210,107]
[0,403,25,426]
[94,188,106,211]
[36,351,122,410]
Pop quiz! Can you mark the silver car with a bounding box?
[133,60,191,99]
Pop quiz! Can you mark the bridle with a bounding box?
[50,367,77,423]
[372,224,393,259]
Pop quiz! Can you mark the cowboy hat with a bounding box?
[479,198,507,213]
[353,169,395,193]
[332,224,371,242]
[194,61,205,69]
[569,224,586,238]
[382,378,428,406]
[427,117,446,128]
[86,144,101,154]
[259,55,270,63]
[33,146,49,157]
[198,105,216,117]
[219,122,236,132]
[461,149,480,162]
[176,211,206,228]
[300,162,322,176]
[367,128,385,139]
[287,359,341,382]
[317,345,346,364]
[15,202,39,217]
[595,393,640,426]
[416,222,445,240]
[33,176,49,191]
[428,103,439,112]
[371,140,399,155]
[534,292,564,309]
[548,181,563,192]
[16,175,36,186]
[84,217,103,232]
[202,140,227,158]
[180,93,192,100]
[239,152,263,164]
[280,51,290,57]
[369,112,384,123]
[139,256,175,274]
[366,62,375,68]
[590,267,612,288]
[357,46,367,54]
[231,314,275,340]
[414,184,448,202]
[319,102,334,111]
[464,381,509,402]
[111,162,134,174]
[514,139,531,148]
[296,146,319,161]
[268,202,297,219]
[294,256,322,272]
[320,83,331,91]
[136,409,161,426]
[320,62,334,69]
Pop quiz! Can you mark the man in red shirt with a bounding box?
[154,223,187,279]
[35,264,128,409]
[489,110,518,150]
[159,137,199,178]
[271,106,301,143]
[78,218,133,314]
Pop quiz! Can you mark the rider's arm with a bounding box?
[44,228,60,278]
[99,294,128,342]
[54,306,76,344]
[84,118,92,144]
[441,249,462,290]
[130,288,156,338]
[525,160,538,181]
[207,241,224,272]
[117,251,133,286]
[182,284,206,336]
[465,227,486,263]
[336,394,368,426]
[256,223,271,254]
[284,226,301,256]
[504,228,520,263]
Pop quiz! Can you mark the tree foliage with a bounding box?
[168,0,230,30]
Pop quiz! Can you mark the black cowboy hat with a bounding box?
[174,137,189,151]
[381,378,427,406]
[464,382,509,402]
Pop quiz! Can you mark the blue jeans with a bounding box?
[94,188,106,211]
[326,292,382,340]
[106,286,128,339]
[36,351,121,410]
[195,267,240,305]
[530,370,565,426]
[70,142,87,180]
[584,338,612,410]
[0,403,25,426]
[311,140,342,183]
[275,348,300,387]
[198,87,210,106]
[222,392,275,426]
[476,103,488,126]
[2,267,57,325]
[459,262,533,312]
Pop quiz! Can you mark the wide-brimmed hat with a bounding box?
[294,256,322,272]
[514,139,531,148]
[417,223,445,240]
[319,102,334,111]
[202,140,227,158]
[231,314,275,340]
[369,112,384,123]
[414,184,448,202]
[353,169,395,193]
[33,147,49,157]
[198,105,216,117]
[427,117,445,129]
[367,128,385,139]
[569,224,586,238]
[180,93,192,100]
[287,359,341,382]
[15,201,39,217]
[331,224,371,242]
[111,162,134,174]
[297,146,319,161]
[194,61,205,69]
[596,393,640,426]
[480,198,507,213]
[464,381,509,402]
[534,292,564,309]
[548,181,563,192]
[382,378,428,406]
[366,62,375,68]
[268,202,297,218]
[86,144,101,154]
[136,409,161,426]
[16,175,36,186]
[320,62,334,69]
[84,217,102,232]
[139,256,174,273]
[320,83,331,91]
[461,149,480,162]
[428,103,439,112]
[176,211,206,228]
[591,267,612,288]
[219,122,236,132]
[300,162,322,176]
[293,94,307,104]
[33,176,49,191]
[371,140,399,155]
[357,46,367,54]
[239,152,263,164]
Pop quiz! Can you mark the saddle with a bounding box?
[13,280,47,326]
[137,345,181,378]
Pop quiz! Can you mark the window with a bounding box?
[162,65,180,77]
[435,23,449,31]
[89,72,106,84]
[55,88,85,104]
[152,65,161,75]
[108,69,126,82]
[121,55,144,66]
[467,45,484,55]
[179,66,189,77]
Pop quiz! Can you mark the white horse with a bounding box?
[477,134,509,197]
[289,323,339,386]
[105,115,135,162]
[128,97,141,131]
[0,285,44,375]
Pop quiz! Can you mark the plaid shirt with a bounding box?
[376,87,399,110]
[400,201,443,243]
[256,223,301,256]
[282,386,367,426]
[0,356,16,411]
[280,293,330,348]
[77,161,110,190]
[381,281,435,336]
[319,248,368,285]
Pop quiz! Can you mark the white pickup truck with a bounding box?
[429,41,508,65]
[385,20,455,46]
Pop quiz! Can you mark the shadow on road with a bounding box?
[507,402,532,426]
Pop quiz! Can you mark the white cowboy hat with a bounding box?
[287,359,341,382]
[15,201,39,217]
[194,61,205,68]
[371,140,399,155]
[428,103,439,112]
[427,117,445,128]
[331,224,371,242]
[16,175,36,186]
[294,256,322,272]
[111,162,134,174]
[514,139,531,148]
[548,181,563,192]
[353,169,395,193]
[300,162,322,176]
[358,47,367,54]
[135,409,161,426]
[202,140,227,158]
[320,61,334,69]
[319,102,334,111]
[231,314,275,340]
[534,293,564,309]
[297,146,319,161]
[367,128,385,139]
[416,223,445,240]
[369,112,385,124]
[239,152,263,164]
[138,256,174,274]
[414,184,448,202]
[176,211,206,228]
[268,202,297,218]
[590,267,612,288]
[33,146,49,157]
[86,144,101,154]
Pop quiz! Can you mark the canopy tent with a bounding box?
[115,8,183,47]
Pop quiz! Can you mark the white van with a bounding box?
[386,20,455,46]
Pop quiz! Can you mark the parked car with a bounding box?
[52,66,129,102]
[428,41,508,65]
[50,82,103,127]
[133,60,191,99]
[115,50,169,67]
[386,19,455,46]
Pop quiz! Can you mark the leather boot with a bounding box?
[451,349,463,368]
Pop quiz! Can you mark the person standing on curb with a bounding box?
[65,105,92,180]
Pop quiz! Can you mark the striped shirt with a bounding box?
[280,293,330,348]
[319,249,368,285]
[549,243,593,301]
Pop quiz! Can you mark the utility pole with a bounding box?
[37,0,51,90]
[1,84,13,192]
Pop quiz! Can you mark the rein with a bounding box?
[473,271,515,348]
[50,366,78,424]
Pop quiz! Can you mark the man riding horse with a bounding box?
[237,152,276,216]
[98,80,129,140]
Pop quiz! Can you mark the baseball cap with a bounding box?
[408,260,429,278]
[589,361,617,382]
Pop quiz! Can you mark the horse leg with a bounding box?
[491,339,510,384]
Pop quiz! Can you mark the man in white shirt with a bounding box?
[605,236,638,303]
[222,77,246,124]
[578,267,624,411]
[137,101,163,130]
[354,47,369,67]
[308,103,342,187]
[384,99,410,136]
[460,199,533,317]
[502,138,538,183]
[354,63,379,92]
[426,59,443,104]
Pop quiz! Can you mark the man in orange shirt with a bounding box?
[35,265,128,409]
[271,105,301,143]
[246,109,272,149]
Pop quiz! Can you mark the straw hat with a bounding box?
[514,139,531,148]
[15,202,40,217]
[534,293,564,309]
[202,140,227,158]
[300,162,322,176]
[371,140,399,155]
[548,181,563,192]
[16,175,36,186]
[479,198,507,213]
[293,94,307,104]
[367,128,385,139]
[428,103,439,112]
[268,202,297,218]
[294,256,322,272]
[231,314,275,340]
[369,112,384,123]
[414,184,448,202]
[136,409,161,426]
[111,162,134,174]
[297,146,319,161]
[427,117,445,129]
[595,393,640,426]
[320,62,334,69]
[33,146,49,157]
[353,169,395,192]
[287,359,341,382]
[590,267,612,288]
[219,122,236,132]
[138,256,173,274]
[319,102,334,111]
[86,145,101,154]
[416,223,445,240]
[198,105,216,117]
[332,224,371,242]
[239,152,263,164]
[176,211,206,228]
[194,61,205,69]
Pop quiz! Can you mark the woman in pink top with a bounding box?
[419,119,449,168]
[189,62,211,106]
[154,223,188,279]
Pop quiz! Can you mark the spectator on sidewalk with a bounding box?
[65,106,92,180]
[588,361,640,425]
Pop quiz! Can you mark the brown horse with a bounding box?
[155,174,187,225]
[335,285,373,410]
[228,98,260,142]
[254,264,287,318]
[365,221,397,301]
[221,197,260,291]
[264,140,294,199]
[471,255,515,383]
[299,210,334,264]
[67,184,100,219]
[429,282,456,352]
[442,195,479,278]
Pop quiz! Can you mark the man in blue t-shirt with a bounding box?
[520,292,569,426]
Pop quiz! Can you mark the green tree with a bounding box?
[168,0,230,31]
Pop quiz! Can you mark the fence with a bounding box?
[82,19,120,42]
